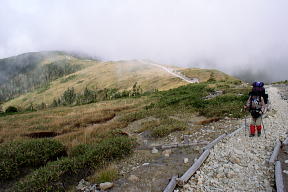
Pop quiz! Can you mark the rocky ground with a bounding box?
[76,109,244,192]
[76,85,288,192]
[107,116,243,192]
[179,85,288,192]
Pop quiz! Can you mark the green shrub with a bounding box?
[13,136,135,192]
[0,139,66,180]
[195,94,249,118]
[61,87,76,105]
[152,83,211,108]
[5,106,18,113]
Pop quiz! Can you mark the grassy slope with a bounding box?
[0,96,148,147]
[180,68,239,82]
[3,60,239,109]
[0,80,248,191]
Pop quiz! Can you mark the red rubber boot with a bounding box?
[250,124,256,137]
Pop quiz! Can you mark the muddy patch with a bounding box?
[24,131,59,138]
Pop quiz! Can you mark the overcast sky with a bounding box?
[0,0,288,82]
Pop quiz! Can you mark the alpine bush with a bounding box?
[13,136,135,192]
[0,139,66,180]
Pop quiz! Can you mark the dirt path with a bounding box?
[139,60,199,83]
[180,86,288,191]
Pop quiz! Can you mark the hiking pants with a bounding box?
[250,116,262,134]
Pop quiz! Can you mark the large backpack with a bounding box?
[251,81,268,104]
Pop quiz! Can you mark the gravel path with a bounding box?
[181,86,288,192]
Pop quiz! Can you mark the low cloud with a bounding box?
[0,0,288,82]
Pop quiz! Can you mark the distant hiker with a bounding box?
[244,88,266,137]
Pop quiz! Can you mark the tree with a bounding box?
[61,87,76,105]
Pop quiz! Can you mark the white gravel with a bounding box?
[181,86,288,192]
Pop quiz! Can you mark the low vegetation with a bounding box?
[0,74,249,190]
[52,82,143,107]
[272,80,288,85]
[120,81,249,137]
[0,139,66,180]
[88,165,119,183]
[13,136,135,192]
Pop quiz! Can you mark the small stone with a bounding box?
[283,170,288,174]
[142,163,150,166]
[184,158,189,164]
[197,178,203,185]
[128,175,139,182]
[99,182,114,190]
[162,149,172,157]
[216,173,225,178]
[234,149,244,155]
[76,179,90,190]
[229,156,241,164]
[151,147,158,154]
[285,160,288,164]
[226,171,235,178]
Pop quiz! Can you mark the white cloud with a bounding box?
[0,0,288,81]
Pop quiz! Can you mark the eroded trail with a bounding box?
[181,86,288,192]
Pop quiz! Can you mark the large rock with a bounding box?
[99,182,114,191]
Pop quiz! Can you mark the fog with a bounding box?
[0,0,288,82]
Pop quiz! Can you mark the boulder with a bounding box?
[99,182,114,191]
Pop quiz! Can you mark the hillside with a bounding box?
[0,51,95,102]
[0,53,251,192]
[2,56,240,109]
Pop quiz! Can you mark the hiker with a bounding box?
[244,84,266,137]
[251,81,268,104]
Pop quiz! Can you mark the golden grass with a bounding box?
[87,164,118,183]
[0,97,147,148]
[180,68,239,82]
[3,60,188,109]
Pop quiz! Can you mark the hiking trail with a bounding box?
[139,60,199,84]
[180,86,288,191]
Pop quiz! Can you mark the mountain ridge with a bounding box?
[1,51,240,109]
